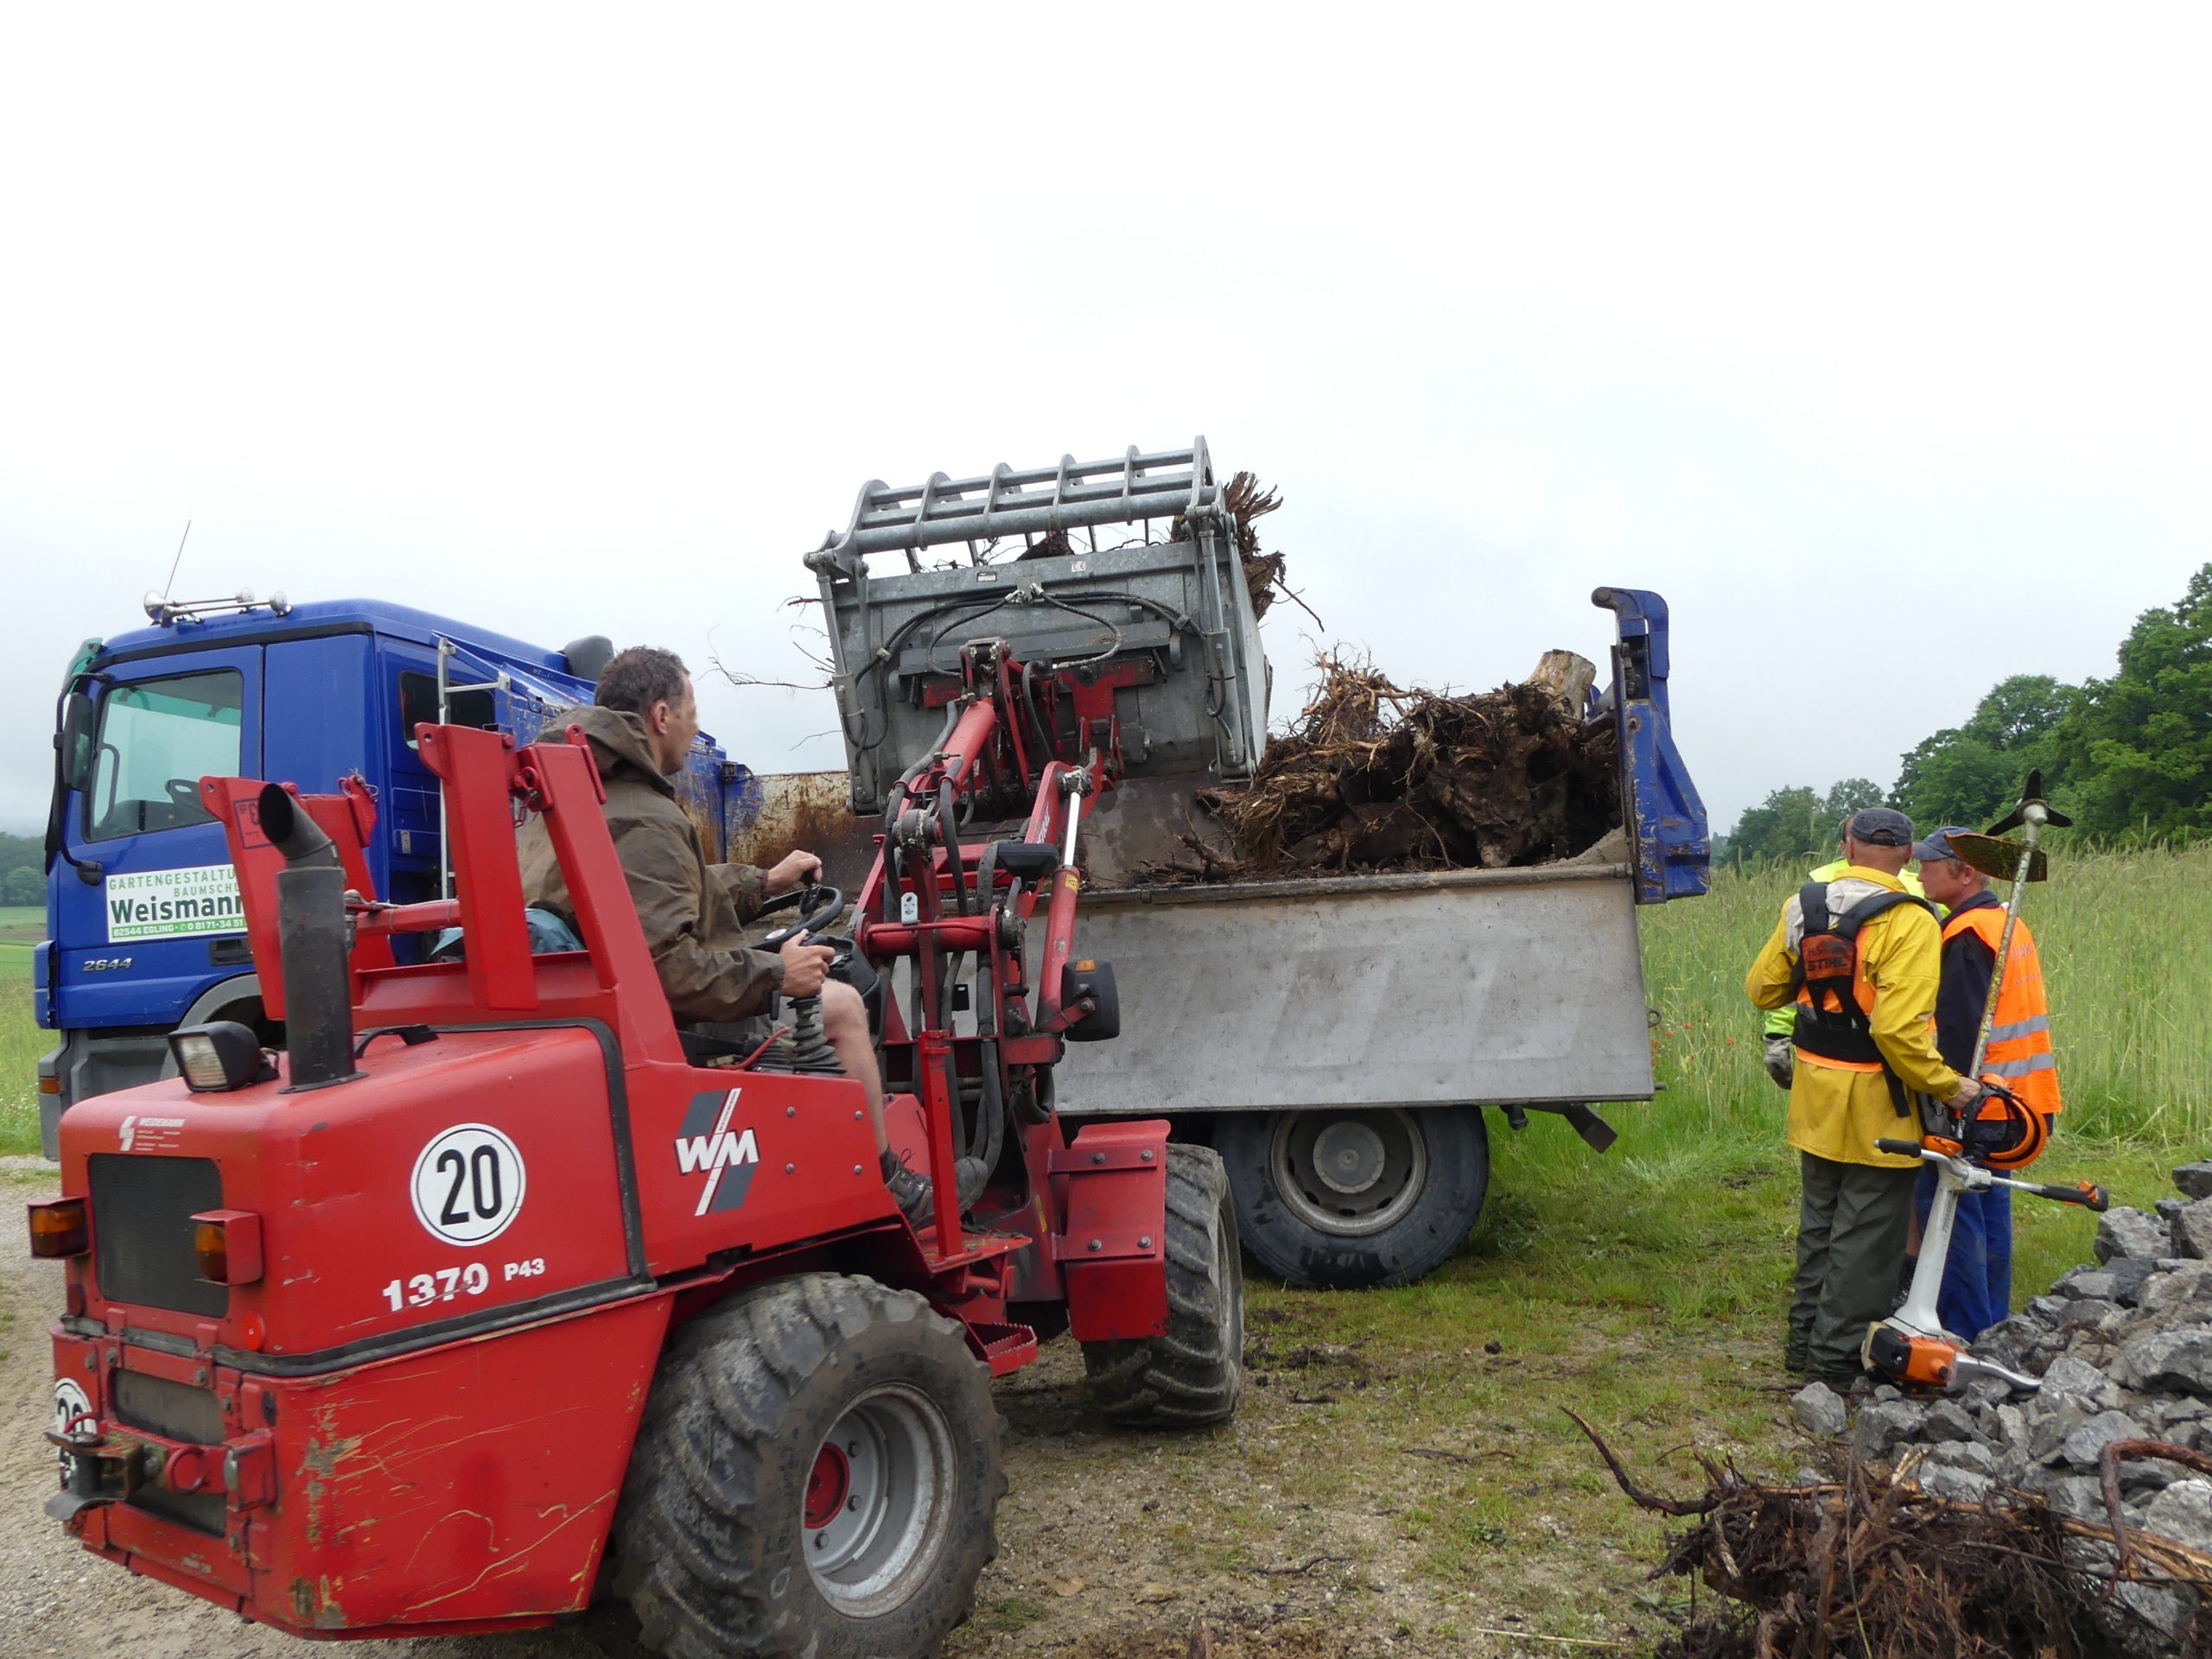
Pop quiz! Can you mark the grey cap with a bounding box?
[1911,825,1972,862]
[1846,806,1915,848]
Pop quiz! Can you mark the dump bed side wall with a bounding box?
[1054,864,1655,1114]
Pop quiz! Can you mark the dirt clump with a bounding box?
[1142,651,1620,884]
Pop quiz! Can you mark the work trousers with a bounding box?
[1787,1153,1919,1378]
[1912,1168,2013,1343]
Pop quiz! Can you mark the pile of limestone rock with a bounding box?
[1789,1159,2212,1654]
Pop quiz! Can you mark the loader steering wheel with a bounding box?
[758,883,848,952]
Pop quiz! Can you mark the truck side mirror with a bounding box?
[59,690,96,793]
[563,636,614,683]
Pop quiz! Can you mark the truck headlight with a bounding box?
[168,1022,270,1092]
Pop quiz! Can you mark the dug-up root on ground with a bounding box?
[1567,1410,2212,1659]
[1141,649,1620,883]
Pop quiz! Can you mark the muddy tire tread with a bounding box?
[611,1272,1006,1659]
[1081,1143,1244,1427]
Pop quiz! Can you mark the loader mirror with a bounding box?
[59,690,96,792]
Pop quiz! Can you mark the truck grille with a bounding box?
[87,1154,226,1319]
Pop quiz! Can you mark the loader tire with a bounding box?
[612,1272,1005,1659]
[1081,1143,1244,1427]
[1217,1105,1489,1290]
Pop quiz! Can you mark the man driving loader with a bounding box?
[519,645,943,1221]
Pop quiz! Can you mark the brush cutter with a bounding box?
[1862,772,2110,1395]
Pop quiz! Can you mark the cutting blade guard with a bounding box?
[805,439,1271,816]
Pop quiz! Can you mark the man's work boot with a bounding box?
[881,1148,990,1227]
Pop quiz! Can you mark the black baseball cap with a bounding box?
[1911,825,1972,862]
[1846,807,1915,848]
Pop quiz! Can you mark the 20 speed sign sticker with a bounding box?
[52,1379,92,1484]
[410,1123,527,1246]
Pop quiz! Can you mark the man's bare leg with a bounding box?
[820,981,889,1154]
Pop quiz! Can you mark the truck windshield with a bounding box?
[85,671,245,842]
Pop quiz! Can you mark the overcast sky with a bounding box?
[4,7,2208,842]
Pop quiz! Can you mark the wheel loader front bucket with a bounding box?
[804,440,1271,817]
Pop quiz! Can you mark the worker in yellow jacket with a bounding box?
[1761,824,1929,1089]
[1745,807,1980,1386]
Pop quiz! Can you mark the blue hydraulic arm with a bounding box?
[1592,588,1709,905]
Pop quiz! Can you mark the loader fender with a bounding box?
[1047,1119,1171,1342]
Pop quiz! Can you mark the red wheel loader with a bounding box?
[29,445,1250,1656]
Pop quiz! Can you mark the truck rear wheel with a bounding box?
[1081,1143,1243,1427]
[613,1273,1004,1659]
[1217,1105,1490,1289]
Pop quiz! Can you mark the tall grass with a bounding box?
[0,845,2205,1163]
[0,948,44,1156]
[1639,843,2212,1146]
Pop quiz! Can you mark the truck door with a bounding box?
[54,647,264,1031]
[384,644,508,906]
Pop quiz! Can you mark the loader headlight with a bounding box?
[168,1023,270,1093]
[191,1210,264,1286]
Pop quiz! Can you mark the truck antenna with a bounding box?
[161,519,192,605]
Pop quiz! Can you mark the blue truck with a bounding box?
[34,592,758,1156]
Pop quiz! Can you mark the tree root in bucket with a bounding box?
[1139,649,1620,883]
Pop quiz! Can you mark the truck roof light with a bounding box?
[28,1198,89,1259]
[192,1210,263,1286]
[169,1022,271,1092]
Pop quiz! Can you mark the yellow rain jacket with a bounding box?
[1745,865,1962,1168]
[1761,860,1930,1040]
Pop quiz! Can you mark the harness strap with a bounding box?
[1791,883,1938,1116]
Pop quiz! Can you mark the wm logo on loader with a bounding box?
[676,1088,760,1217]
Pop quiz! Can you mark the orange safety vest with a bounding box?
[1943,907,2062,1116]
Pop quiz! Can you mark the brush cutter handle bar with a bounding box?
[2013,1179,2110,1212]
[1874,1138,1927,1158]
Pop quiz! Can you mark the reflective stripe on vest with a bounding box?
[1942,906,2063,1115]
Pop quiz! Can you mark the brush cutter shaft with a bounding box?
[1873,1141,2105,1209]
[1967,798,2048,1078]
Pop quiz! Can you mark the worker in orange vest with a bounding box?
[1905,825,2063,1339]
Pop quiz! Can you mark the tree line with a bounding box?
[1723,563,2212,865]
[2,831,41,906]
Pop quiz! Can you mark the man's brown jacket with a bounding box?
[519,704,783,1021]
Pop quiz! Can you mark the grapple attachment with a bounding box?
[805,439,1270,816]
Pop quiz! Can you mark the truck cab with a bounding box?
[36,594,755,1155]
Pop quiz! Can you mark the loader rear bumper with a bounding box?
[48,1290,675,1638]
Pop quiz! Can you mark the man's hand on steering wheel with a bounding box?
[779,932,836,999]
[765,849,823,897]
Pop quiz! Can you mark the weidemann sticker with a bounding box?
[105,864,244,943]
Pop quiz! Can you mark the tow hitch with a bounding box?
[45,1421,273,1522]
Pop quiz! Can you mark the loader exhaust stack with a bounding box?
[257,783,360,1090]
